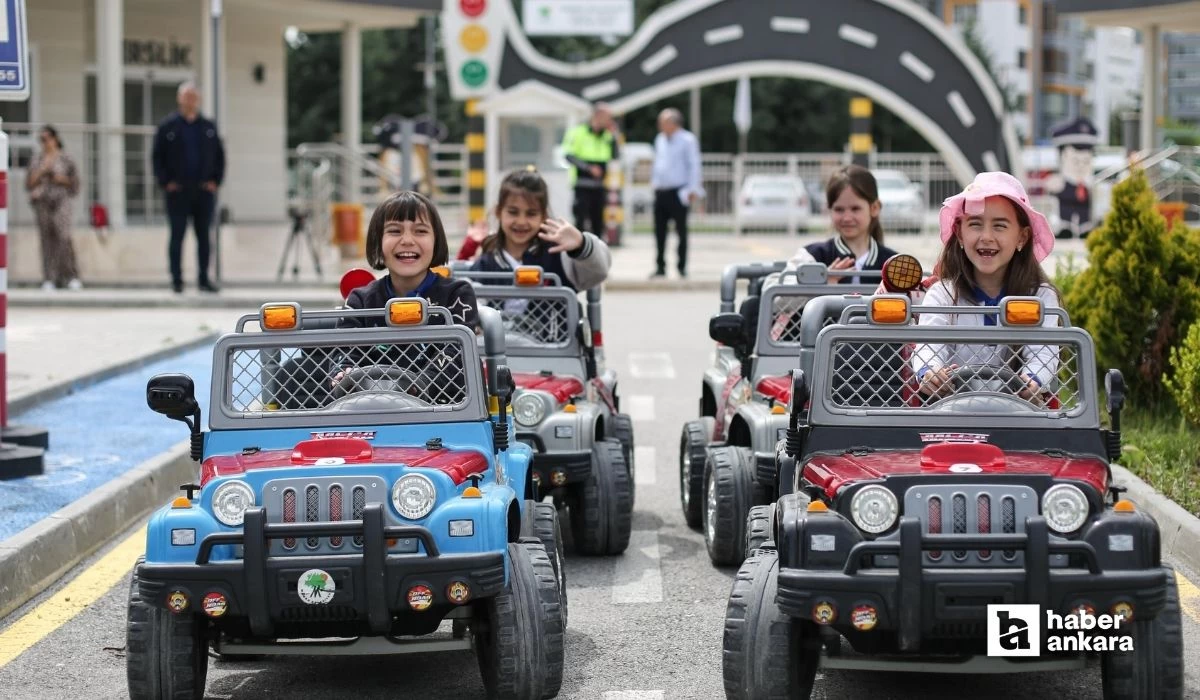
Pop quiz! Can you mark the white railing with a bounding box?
[287,141,469,235]
[2,121,164,228]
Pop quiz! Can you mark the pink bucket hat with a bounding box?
[939,171,1054,262]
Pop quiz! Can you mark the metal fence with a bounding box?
[3,121,163,228]
[623,151,963,236]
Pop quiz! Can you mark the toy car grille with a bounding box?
[265,479,384,555]
[907,485,1037,567]
[227,338,471,415]
[766,294,818,343]
[478,296,572,345]
[824,339,1082,413]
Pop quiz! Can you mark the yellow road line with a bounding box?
[0,527,145,669]
[1178,570,1200,625]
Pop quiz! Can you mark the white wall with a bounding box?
[27,0,87,127]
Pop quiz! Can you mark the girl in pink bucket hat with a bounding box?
[911,171,1062,403]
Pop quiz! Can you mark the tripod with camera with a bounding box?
[276,206,324,282]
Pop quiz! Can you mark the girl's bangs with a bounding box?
[378,195,431,225]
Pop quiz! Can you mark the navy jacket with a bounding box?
[469,234,599,292]
[341,274,479,329]
[152,112,226,188]
[804,237,900,284]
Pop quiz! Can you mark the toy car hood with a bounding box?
[200,437,489,486]
[803,441,1108,499]
[512,372,584,404]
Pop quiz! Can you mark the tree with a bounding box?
[960,20,1018,114]
[1065,170,1200,404]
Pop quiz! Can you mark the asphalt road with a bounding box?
[0,294,1198,699]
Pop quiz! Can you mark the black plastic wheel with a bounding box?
[126,557,209,700]
[722,550,817,699]
[744,504,773,559]
[475,540,565,700]
[1101,565,1184,699]
[680,417,715,529]
[704,446,756,566]
[523,500,568,627]
[570,439,633,555]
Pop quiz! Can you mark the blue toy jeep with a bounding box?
[127,299,566,699]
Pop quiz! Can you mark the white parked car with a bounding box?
[873,169,925,234]
[736,174,812,231]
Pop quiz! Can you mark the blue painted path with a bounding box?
[0,345,214,541]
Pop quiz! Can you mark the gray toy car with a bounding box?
[725,294,1182,698]
[681,261,880,565]
[456,266,634,556]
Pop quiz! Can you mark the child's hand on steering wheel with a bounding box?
[918,364,958,397]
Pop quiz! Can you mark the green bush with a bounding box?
[1165,322,1200,428]
[1065,170,1200,404]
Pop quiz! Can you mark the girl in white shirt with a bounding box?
[912,172,1062,403]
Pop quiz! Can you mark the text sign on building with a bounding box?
[523,0,633,37]
[0,0,29,101]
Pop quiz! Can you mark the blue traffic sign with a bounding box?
[0,0,28,101]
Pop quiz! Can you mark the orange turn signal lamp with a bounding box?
[514,266,543,286]
[1113,499,1137,513]
[807,500,829,513]
[171,496,192,509]
[869,296,910,325]
[260,302,301,331]
[1002,298,1043,326]
[387,298,427,326]
[462,486,483,498]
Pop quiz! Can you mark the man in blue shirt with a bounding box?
[152,82,226,293]
[650,108,702,278]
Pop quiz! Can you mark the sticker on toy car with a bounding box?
[166,591,189,613]
[297,569,336,605]
[919,432,990,443]
[311,431,377,440]
[202,592,228,617]
[407,585,434,611]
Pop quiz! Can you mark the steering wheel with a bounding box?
[332,365,428,399]
[947,365,1027,395]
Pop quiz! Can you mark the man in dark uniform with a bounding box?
[1048,117,1098,239]
[153,82,226,293]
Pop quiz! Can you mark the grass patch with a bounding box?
[1119,405,1200,518]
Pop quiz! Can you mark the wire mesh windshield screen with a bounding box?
[760,286,876,347]
[476,292,574,347]
[818,330,1086,415]
[224,335,473,415]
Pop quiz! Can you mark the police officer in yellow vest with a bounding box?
[561,103,620,239]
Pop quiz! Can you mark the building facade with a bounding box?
[1166,32,1200,126]
[936,0,1142,145]
[3,0,431,231]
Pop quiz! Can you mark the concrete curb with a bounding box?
[8,332,220,416]
[0,442,193,620]
[1111,464,1200,577]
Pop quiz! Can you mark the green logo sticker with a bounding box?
[461,60,489,88]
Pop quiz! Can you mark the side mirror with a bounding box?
[147,374,198,419]
[709,312,747,350]
[787,369,810,417]
[1104,369,1125,414]
[493,365,514,402]
[147,373,203,462]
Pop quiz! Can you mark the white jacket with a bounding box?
[910,281,1062,386]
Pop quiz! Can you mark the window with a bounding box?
[1043,49,1069,75]
[1018,5,1028,25]
[953,5,977,24]
[1018,50,1028,69]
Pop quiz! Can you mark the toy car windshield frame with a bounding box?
[464,285,581,358]
[209,306,490,430]
[807,310,1100,430]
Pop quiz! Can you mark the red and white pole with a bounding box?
[0,119,46,478]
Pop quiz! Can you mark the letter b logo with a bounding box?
[987,604,1040,657]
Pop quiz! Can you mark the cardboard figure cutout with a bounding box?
[1046,117,1099,239]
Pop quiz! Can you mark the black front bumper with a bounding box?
[776,516,1170,651]
[137,505,506,637]
[518,433,593,487]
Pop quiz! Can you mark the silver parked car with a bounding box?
[873,168,925,234]
[737,174,812,231]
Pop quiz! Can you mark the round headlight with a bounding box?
[850,486,899,534]
[1042,484,1089,533]
[212,480,255,527]
[512,393,547,427]
[392,474,437,520]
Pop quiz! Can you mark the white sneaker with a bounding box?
[67,278,83,291]
[40,281,55,292]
